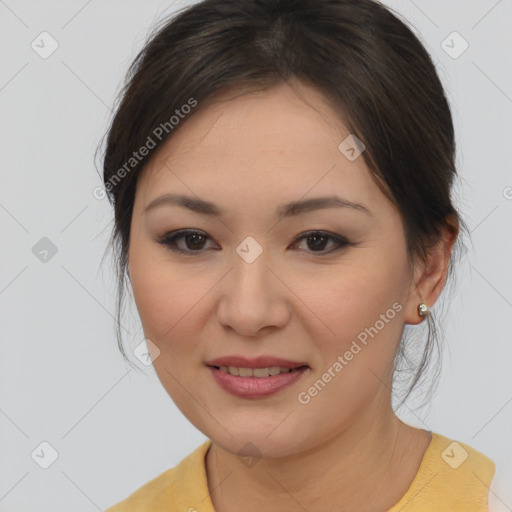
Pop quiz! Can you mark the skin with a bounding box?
[128,80,458,511]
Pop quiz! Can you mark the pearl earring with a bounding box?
[417,303,429,317]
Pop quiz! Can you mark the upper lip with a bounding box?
[205,355,309,369]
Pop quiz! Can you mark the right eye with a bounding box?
[155,229,217,255]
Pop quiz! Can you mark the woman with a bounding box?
[101,0,496,509]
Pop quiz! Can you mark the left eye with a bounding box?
[155,229,351,255]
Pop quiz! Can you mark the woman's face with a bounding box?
[128,81,423,458]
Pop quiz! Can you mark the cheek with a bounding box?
[128,244,202,349]
[313,263,404,332]
[295,263,406,429]
[302,247,408,375]
[128,250,211,417]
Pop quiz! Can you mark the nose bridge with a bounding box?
[230,240,276,303]
[216,237,289,335]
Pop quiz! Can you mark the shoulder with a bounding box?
[428,432,495,476]
[388,432,496,512]
[105,440,212,512]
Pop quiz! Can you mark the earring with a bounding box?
[417,303,429,317]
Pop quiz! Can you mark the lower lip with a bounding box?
[207,365,309,399]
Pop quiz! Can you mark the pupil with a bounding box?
[308,234,327,251]
[187,234,204,250]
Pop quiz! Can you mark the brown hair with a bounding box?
[97,0,468,409]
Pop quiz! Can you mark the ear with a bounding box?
[404,215,459,325]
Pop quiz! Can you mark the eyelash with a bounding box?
[155,229,353,256]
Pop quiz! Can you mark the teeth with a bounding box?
[218,365,296,377]
[238,367,253,377]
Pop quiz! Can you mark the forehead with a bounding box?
[149,81,349,164]
[136,82,387,216]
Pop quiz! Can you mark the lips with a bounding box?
[207,363,309,398]
[205,355,309,369]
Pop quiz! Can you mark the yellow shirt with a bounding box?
[106,432,495,511]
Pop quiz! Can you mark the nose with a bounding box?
[216,249,291,337]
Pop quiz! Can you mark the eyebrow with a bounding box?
[144,193,372,218]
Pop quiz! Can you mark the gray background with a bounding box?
[1,0,511,510]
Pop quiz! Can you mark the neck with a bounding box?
[205,398,431,512]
